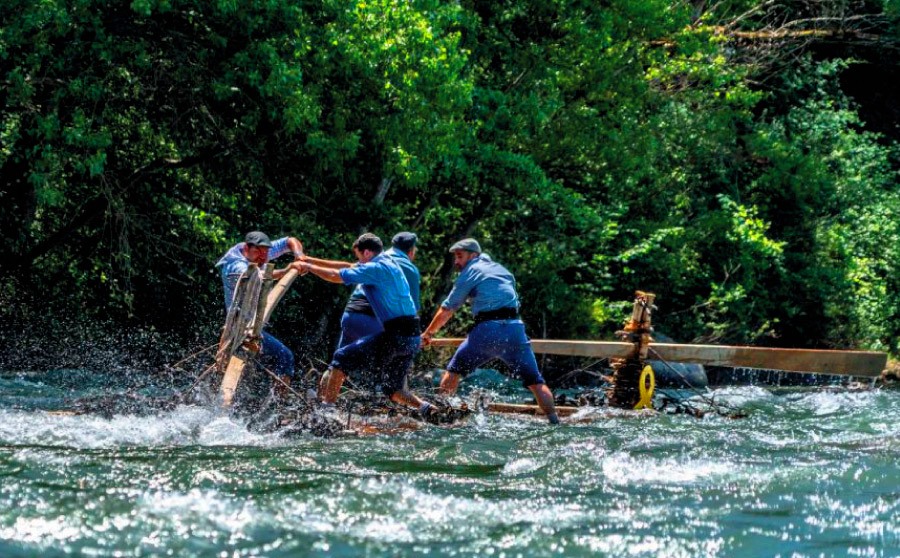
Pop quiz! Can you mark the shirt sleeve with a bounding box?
[339,262,381,286]
[441,268,475,311]
[268,237,291,260]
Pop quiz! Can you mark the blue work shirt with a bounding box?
[215,237,292,310]
[442,254,520,315]
[384,247,421,312]
[344,247,421,314]
[339,253,416,322]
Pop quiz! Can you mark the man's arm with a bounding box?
[287,237,304,259]
[421,306,455,346]
[269,237,305,261]
[299,255,353,270]
[297,261,345,284]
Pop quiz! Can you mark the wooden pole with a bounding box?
[487,403,581,417]
[261,268,299,325]
[426,338,886,377]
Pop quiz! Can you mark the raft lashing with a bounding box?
[607,291,657,410]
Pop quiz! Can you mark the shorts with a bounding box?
[446,320,545,387]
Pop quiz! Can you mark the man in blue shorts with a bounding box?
[215,231,305,389]
[298,233,432,414]
[336,231,421,348]
[421,238,559,424]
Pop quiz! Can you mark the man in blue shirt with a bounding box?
[299,233,432,414]
[337,232,421,348]
[421,238,560,424]
[215,231,305,388]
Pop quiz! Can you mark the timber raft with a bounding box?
[214,265,887,421]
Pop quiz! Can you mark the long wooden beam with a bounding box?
[487,403,581,417]
[427,338,886,378]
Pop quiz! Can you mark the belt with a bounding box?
[473,307,520,323]
[382,315,421,336]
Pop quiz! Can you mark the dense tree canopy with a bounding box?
[1,0,898,371]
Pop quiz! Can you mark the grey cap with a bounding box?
[244,231,272,247]
[448,238,481,253]
[391,231,418,252]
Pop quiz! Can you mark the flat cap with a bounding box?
[448,238,481,253]
[391,231,418,252]
[244,231,272,247]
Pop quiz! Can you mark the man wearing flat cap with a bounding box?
[215,231,305,391]
[336,231,421,348]
[421,238,559,424]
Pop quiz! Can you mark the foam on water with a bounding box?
[2,370,900,557]
[0,405,280,449]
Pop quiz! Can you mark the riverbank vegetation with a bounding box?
[2,1,898,370]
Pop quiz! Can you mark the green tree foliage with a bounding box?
[1,0,898,367]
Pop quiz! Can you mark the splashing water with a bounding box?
[1,369,899,557]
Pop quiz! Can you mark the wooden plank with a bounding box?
[429,338,636,358]
[261,268,299,325]
[220,355,247,407]
[250,264,274,339]
[649,343,886,378]
[427,338,886,377]
[487,403,581,417]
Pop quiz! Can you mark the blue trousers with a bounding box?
[331,330,419,396]
[446,320,545,387]
[337,311,383,349]
[260,331,294,378]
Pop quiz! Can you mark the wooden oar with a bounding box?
[261,268,299,325]
[220,265,273,406]
[427,338,887,378]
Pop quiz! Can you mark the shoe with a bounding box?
[418,402,443,424]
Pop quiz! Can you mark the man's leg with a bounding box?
[381,336,434,415]
[261,332,294,394]
[337,312,382,349]
[321,329,383,405]
[527,383,560,425]
[438,371,462,395]
[498,323,560,424]
[318,368,346,404]
[390,388,425,408]
[438,326,494,396]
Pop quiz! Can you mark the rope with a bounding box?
[167,343,218,371]
[255,361,313,412]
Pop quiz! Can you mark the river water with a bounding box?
[1,369,898,557]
